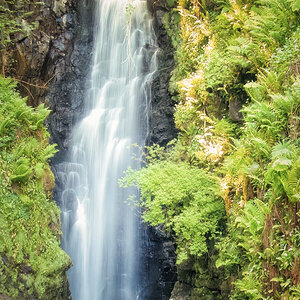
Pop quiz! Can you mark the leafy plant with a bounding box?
[121,159,225,264]
[0,76,70,299]
[159,0,300,297]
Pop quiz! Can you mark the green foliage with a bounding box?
[0,0,43,50]
[233,273,263,300]
[160,0,300,297]
[265,142,300,202]
[121,160,225,264]
[0,76,70,299]
[167,0,177,8]
[10,157,32,182]
[216,199,269,267]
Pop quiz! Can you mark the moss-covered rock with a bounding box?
[0,76,71,299]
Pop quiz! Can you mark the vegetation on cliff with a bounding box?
[123,0,299,298]
[0,77,71,299]
[0,0,43,75]
[0,2,70,299]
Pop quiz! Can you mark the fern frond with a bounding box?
[10,158,32,183]
[244,81,268,102]
[41,144,58,162]
[288,0,300,12]
[271,142,293,160]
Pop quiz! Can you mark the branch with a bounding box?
[13,78,50,89]
[17,81,35,102]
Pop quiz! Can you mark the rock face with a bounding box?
[147,0,177,146]
[138,2,178,299]
[46,0,95,163]
[6,0,94,160]
[138,225,177,300]
[170,255,225,300]
[9,0,75,107]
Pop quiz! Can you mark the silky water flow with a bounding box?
[60,1,157,299]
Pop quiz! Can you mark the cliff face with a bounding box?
[146,0,177,146]
[46,0,95,163]
[4,0,94,160]
[9,0,75,106]
[137,2,178,299]
[0,1,81,299]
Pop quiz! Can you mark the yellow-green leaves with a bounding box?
[121,160,225,264]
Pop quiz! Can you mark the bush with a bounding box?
[121,159,226,264]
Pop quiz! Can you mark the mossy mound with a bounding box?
[0,76,71,299]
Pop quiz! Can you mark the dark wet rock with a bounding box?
[170,282,192,300]
[0,295,19,300]
[139,226,177,300]
[146,0,177,146]
[138,2,178,299]
[229,98,243,122]
[46,0,95,164]
[6,1,74,107]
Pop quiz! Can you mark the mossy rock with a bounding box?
[42,168,55,192]
[0,76,70,299]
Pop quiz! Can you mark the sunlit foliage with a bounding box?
[123,0,300,298]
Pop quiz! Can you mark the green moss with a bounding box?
[0,76,71,299]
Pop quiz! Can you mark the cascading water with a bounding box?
[60,0,157,299]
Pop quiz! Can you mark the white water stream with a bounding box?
[60,1,157,299]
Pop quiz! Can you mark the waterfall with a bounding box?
[60,0,157,299]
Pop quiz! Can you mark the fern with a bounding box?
[281,160,300,202]
[32,104,50,129]
[271,94,295,116]
[265,142,299,200]
[244,81,267,102]
[41,144,58,162]
[242,101,284,142]
[236,199,269,239]
[0,75,70,298]
[257,69,286,94]
[288,0,300,12]
[34,163,44,180]
[271,142,293,160]
[121,160,225,264]
[0,117,12,134]
[246,0,298,49]
[234,272,263,299]
[10,158,32,182]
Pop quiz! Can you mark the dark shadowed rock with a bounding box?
[139,225,177,300]
[229,98,243,121]
[146,0,177,146]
